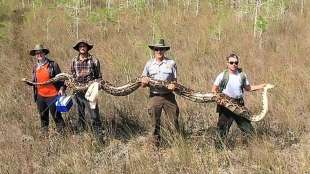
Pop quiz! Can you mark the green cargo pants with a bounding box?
[215,99,255,148]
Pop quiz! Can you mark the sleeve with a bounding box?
[70,59,77,78]
[244,73,250,86]
[30,64,37,101]
[53,62,62,75]
[213,72,224,86]
[172,61,177,81]
[93,58,102,80]
[53,62,64,88]
[141,62,149,77]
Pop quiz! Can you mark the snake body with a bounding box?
[23,73,274,121]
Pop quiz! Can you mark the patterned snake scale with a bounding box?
[23,73,274,122]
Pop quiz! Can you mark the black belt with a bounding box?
[232,98,244,105]
[149,92,173,97]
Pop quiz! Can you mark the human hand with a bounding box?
[167,83,176,91]
[219,100,226,106]
[141,77,150,87]
[58,88,65,96]
[260,83,267,89]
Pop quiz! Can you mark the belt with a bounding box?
[232,97,244,105]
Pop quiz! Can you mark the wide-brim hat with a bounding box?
[148,39,170,51]
[29,44,49,56]
[73,39,93,51]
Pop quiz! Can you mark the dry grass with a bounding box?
[0,0,309,173]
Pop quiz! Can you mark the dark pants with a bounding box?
[148,93,180,145]
[36,95,65,134]
[216,100,255,146]
[73,92,103,139]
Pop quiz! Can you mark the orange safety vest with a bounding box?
[35,64,58,97]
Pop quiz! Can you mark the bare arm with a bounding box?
[141,76,150,87]
[141,62,150,88]
[211,85,219,93]
[244,83,266,92]
[167,62,177,91]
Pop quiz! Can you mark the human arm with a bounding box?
[21,65,36,86]
[244,83,266,92]
[211,85,220,93]
[21,78,35,86]
[167,62,177,90]
[51,61,66,95]
[141,62,150,88]
[211,72,224,93]
[242,73,266,91]
[93,58,102,80]
[70,58,77,79]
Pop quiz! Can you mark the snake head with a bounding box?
[265,84,275,89]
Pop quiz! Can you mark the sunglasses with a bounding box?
[228,61,239,65]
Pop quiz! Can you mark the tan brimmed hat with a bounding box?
[29,44,50,56]
[73,39,93,51]
[148,39,170,51]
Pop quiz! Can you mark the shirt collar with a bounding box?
[151,57,168,65]
[37,57,48,67]
[76,54,92,62]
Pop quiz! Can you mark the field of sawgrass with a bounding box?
[0,0,309,173]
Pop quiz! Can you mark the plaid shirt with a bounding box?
[71,54,102,84]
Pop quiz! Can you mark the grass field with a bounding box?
[0,0,309,173]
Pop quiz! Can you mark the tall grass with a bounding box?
[0,0,309,173]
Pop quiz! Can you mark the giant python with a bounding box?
[22,73,274,122]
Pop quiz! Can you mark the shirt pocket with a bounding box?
[148,67,158,76]
[161,67,172,74]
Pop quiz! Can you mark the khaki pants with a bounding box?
[148,93,180,144]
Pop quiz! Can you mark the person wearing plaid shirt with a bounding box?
[70,40,104,144]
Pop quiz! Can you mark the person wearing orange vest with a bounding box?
[23,44,65,136]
